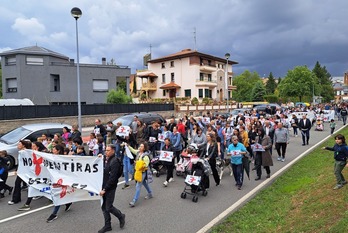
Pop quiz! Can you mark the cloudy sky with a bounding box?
[1,0,347,77]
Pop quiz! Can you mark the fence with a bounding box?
[0,103,174,120]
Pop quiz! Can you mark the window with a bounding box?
[5,56,16,65]
[161,63,165,68]
[220,76,222,81]
[198,89,203,98]
[170,61,174,67]
[205,89,212,98]
[93,80,109,92]
[162,74,166,83]
[208,60,212,66]
[200,73,204,81]
[26,56,44,65]
[208,74,212,82]
[163,90,166,97]
[50,74,60,92]
[6,78,17,92]
[229,77,232,85]
[171,73,175,82]
[185,89,191,97]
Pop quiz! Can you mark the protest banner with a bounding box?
[116,126,130,137]
[185,175,201,186]
[251,143,265,152]
[159,151,174,162]
[158,133,165,142]
[17,150,103,206]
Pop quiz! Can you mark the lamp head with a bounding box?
[71,7,82,20]
[225,53,230,60]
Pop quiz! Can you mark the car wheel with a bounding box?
[6,155,15,170]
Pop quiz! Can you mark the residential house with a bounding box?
[136,49,238,101]
[0,46,131,105]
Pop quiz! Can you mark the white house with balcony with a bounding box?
[136,49,238,101]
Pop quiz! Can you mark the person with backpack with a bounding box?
[127,142,153,207]
[340,106,348,125]
[98,144,125,233]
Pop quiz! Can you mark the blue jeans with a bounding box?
[115,142,121,157]
[132,172,152,202]
[123,156,134,185]
[231,163,244,187]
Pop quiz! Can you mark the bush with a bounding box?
[202,97,212,105]
[191,97,199,105]
[264,94,279,103]
[107,88,132,104]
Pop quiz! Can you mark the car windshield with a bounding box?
[113,117,133,127]
[0,127,32,144]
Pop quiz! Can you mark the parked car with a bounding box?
[253,103,281,113]
[230,108,251,117]
[112,113,166,127]
[0,123,71,170]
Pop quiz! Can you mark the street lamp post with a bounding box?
[71,7,82,133]
[225,53,230,113]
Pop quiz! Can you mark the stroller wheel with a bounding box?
[180,192,187,199]
[192,196,198,203]
[202,190,208,196]
[156,172,160,177]
[176,171,181,176]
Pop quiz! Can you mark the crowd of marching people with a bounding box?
[0,102,346,232]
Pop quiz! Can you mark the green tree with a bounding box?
[251,81,266,101]
[312,61,334,102]
[278,66,319,102]
[265,72,277,94]
[233,70,261,101]
[132,78,137,94]
[106,88,132,104]
[117,80,127,93]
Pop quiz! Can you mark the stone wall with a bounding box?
[0,110,175,134]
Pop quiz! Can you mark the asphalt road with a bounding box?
[0,122,344,233]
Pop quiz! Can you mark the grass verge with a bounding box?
[211,128,348,233]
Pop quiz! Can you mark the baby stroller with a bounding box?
[176,144,198,176]
[315,118,324,131]
[180,157,210,203]
[151,152,167,177]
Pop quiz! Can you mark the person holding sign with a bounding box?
[161,138,174,187]
[227,136,247,190]
[128,143,153,207]
[98,144,125,233]
[253,128,273,180]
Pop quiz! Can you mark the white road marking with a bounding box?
[196,128,343,233]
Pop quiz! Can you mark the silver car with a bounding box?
[0,123,71,170]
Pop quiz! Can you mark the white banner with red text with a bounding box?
[17,150,103,206]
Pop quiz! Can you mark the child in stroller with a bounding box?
[315,118,324,131]
[180,156,210,203]
[150,153,167,177]
[176,144,198,176]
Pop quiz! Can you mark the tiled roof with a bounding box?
[160,81,181,89]
[149,49,238,65]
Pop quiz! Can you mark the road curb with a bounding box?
[196,125,346,233]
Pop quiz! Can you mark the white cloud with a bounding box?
[11,17,45,36]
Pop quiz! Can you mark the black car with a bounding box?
[254,104,281,113]
[112,113,166,127]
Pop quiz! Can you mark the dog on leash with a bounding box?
[216,157,233,180]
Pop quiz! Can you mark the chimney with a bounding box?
[102,57,106,65]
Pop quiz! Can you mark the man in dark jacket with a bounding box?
[298,115,312,146]
[98,145,125,233]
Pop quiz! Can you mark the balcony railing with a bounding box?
[141,82,157,90]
